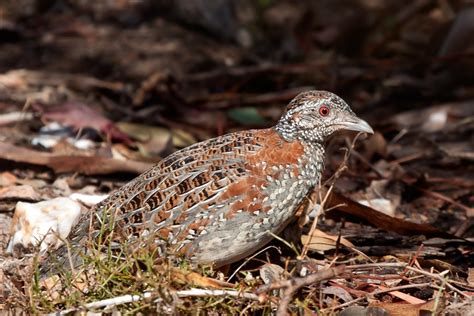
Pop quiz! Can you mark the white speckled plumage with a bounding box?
[42,90,373,273]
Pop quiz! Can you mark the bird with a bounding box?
[43,90,373,272]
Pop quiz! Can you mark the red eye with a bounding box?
[319,105,330,117]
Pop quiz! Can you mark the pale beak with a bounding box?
[340,116,374,134]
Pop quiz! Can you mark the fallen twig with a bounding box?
[405,266,470,298]
[175,288,260,301]
[346,262,408,269]
[46,292,154,315]
[257,265,348,316]
[47,288,260,315]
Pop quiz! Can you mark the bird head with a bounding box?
[276,90,373,143]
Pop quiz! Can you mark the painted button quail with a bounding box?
[46,90,373,271]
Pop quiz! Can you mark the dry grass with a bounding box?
[27,214,274,314]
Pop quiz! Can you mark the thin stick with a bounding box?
[405,266,470,298]
[48,288,260,315]
[346,262,408,269]
[175,288,260,301]
[47,292,154,315]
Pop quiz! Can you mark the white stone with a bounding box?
[7,197,82,254]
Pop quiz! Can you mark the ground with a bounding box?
[0,0,473,314]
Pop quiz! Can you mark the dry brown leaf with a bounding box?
[170,268,233,289]
[322,189,453,238]
[0,185,40,201]
[0,142,152,175]
[301,229,354,252]
[370,299,443,316]
[376,285,425,304]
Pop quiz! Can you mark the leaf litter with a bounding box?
[0,1,473,314]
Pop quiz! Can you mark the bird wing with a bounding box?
[68,129,267,248]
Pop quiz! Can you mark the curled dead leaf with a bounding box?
[301,229,355,252]
[117,122,172,156]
